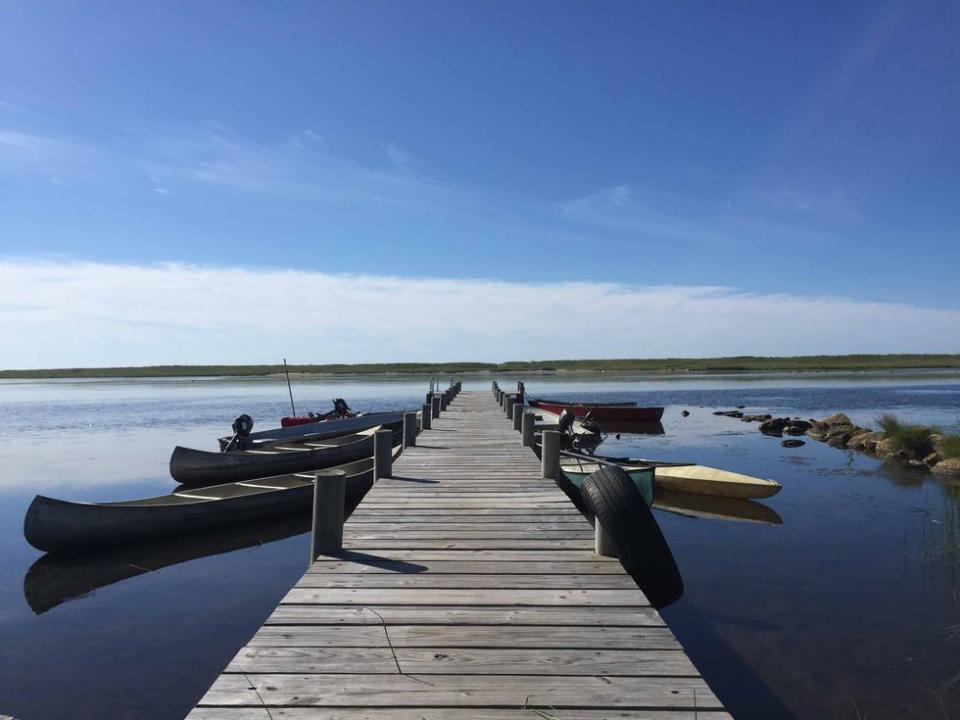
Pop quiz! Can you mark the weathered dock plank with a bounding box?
[190,390,724,718]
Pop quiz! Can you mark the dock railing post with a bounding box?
[521,410,535,447]
[425,391,433,406]
[431,395,440,419]
[541,429,560,480]
[374,429,393,481]
[403,411,418,448]
[595,519,617,558]
[440,392,448,411]
[311,469,346,560]
[512,401,523,431]
[421,403,432,430]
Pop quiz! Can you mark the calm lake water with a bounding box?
[1,371,959,719]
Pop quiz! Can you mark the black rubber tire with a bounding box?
[581,466,683,608]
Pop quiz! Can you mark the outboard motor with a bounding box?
[557,409,575,436]
[223,414,254,452]
[580,412,602,436]
[232,414,254,437]
[333,398,352,417]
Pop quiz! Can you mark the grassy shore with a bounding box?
[2,354,960,379]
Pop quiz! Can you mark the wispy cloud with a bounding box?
[0,120,471,212]
[1,259,957,369]
[556,184,738,246]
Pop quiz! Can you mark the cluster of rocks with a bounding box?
[712,409,960,479]
[712,409,809,447]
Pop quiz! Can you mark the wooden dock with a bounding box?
[189,390,728,719]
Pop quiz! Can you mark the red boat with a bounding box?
[281,398,356,428]
[527,398,664,423]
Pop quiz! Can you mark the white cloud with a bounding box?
[557,184,739,246]
[0,259,957,369]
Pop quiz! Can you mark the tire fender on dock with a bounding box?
[581,465,684,608]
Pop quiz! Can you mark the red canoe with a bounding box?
[528,398,664,423]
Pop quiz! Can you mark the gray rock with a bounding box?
[847,431,885,452]
[822,412,853,428]
[827,432,853,448]
[929,433,945,460]
[874,437,898,456]
[760,417,792,436]
[681,410,690,417]
[932,457,960,479]
[713,410,744,418]
[781,439,805,448]
[783,425,808,436]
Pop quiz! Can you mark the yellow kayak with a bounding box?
[559,457,782,499]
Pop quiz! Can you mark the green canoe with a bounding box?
[559,460,655,506]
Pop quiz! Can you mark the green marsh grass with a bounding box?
[3,353,960,379]
[877,414,939,457]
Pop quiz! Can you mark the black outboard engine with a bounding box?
[557,409,575,436]
[223,414,254,452]
[333,398,352,417]
[232,413,254,437]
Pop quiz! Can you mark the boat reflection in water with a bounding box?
[24,511,319,615]
[597,420,665,436]
[653,490,783,526]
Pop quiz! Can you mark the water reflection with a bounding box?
[653,490,783,526]
[24,513,313,614]
[620,508,684,610]
[596,420,665,435]
[4,375,960,720]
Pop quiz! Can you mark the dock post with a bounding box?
[521,410,535,447]
[403,411,418,448]
[595,519,617,558]
[425,391,433,405]
[512,401,523,431]
[310,469,346,560]
[421,403,432,430]
[440,392,448,411]
[541,429,560,480]
[431,395,440,418]
[374,429,393,480]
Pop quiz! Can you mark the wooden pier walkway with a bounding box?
[190,391,728,719]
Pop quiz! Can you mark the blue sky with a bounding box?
[1,2,958,366]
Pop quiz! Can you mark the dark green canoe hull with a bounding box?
[560,467,655,506]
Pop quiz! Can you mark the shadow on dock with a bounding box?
[326,550,428,573]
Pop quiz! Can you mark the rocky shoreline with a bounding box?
[713,409,960,479]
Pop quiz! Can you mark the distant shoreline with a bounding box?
[2,354,960,379]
